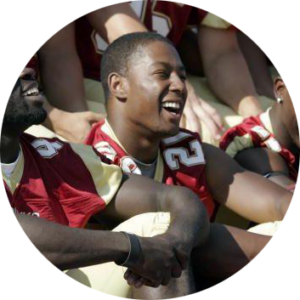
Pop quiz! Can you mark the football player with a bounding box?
[1,67,209,294]
[220,77,299,191]
[83,31,291,297]
[86,32,292,228]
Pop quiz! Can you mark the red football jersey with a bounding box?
[75,0,204,81]
[220,111,298,180]
[3,134,123,228]
[85,120,216,219]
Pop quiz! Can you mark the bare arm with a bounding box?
[237,31,275,99]
[192,223,271,280]
[235,147,295,190]
[198,27,263,117]
[42,100,104,143]
[38,23,86,112]
[86,3,147,44]
[16,213,129,270]
[17,173,209,286]
[203,143,292,223]
[102,173,210,252]
[38,23,104,142]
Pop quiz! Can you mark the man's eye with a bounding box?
[155,71,169,78]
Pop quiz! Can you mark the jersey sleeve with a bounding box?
[70,143,123,206]
[220,127,255,158]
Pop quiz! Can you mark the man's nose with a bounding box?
[19,68,35,91]
[20,68,35,80]
[169,73,186,94]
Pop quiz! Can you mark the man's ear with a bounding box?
[108,72,128,101]
[274,77,285,98]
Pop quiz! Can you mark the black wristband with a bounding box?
[116,232,142,268]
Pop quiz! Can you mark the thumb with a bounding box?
[86,112,105,123]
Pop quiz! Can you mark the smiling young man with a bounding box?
[81,31,291,297]
[1,67,212,296]
[86,32,292,229]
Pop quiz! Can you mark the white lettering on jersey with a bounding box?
[31,139,63,158]
[265,137,282,152]
[13,207,40,217]
[251,126,270,140]
[120,157,141,175]
[152,14,170,37]
[163,137,205,170]
[94,141,117,161]
[92,1,173,53]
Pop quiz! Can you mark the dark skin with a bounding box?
[237,31,275,99]
[102,40,278,296]
[1,68,209,288]
[235,78,299,190]
[107,41,292,224]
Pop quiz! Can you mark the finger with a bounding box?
[124,269,133,280]
[186,114,201,134]
[134,277,145,289]
[180,113,186,128]
[195,107,223,139]
[171,262,182,278]
[161,272,172,286]
[201,101,224,129]
[182,105,202,133]
[175,249,189,271]
[126,272,143,286]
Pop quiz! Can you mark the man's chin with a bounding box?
[32,110,47,126]
[160,126,180,138]
[3,109,46,125]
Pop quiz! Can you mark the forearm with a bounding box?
[278,192,300,221]
[42,101,64,131]
[268,175,295,191]
[41,101,74,136]
[205,50,260,115]
[104,174,209,251]
[38,23,87,112]
[86,3,147,44]
[199,29,262,116]
[192,223,270,280]
[38,54,87,112]
[237,31,275,99]
[159,186,210,250]
[16,214,129,270]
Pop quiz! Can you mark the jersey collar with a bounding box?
[103,119,164,182]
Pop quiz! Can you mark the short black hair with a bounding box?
[100,32,174,101]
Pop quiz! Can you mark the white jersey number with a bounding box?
[93,1,171,53]
[163,139,205,170]
[31,139,63,159]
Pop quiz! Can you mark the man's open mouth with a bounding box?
[22,87,40,97]
[162,101,182,115]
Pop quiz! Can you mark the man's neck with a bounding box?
[1,133,22,164]
[107,116,161,164]
[269,106,293,149]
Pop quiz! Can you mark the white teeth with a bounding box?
[162,102,180,109]
[23,87,39,96]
